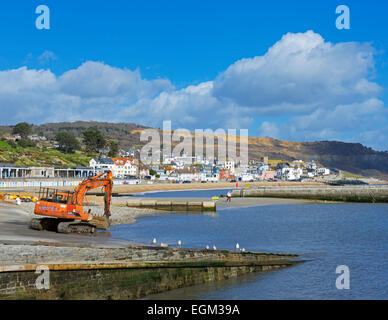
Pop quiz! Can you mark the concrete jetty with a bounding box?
[232,185,388,203]
[124,197,217,212]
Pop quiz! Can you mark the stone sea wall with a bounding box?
[0,244,299,299]
[233,185,388,203]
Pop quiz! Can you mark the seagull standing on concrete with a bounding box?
[205,245,209,250]
[235,243,240,250]
[152,238,157,245]
[213,245,217,250]
[178,240,182,248]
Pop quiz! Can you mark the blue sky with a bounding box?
[0,1,387,150]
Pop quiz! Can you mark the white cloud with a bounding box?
[0,61,173,124]
[258,98,387,147]
[0,30,386,149]
[213,30,381,112]
[58,61,172,99]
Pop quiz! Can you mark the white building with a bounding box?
[89,158,137,178]
[177,170,201,182]
[241,173,255,182]
[222,161,235,174]
[306,161,317,170]
[89,158,115,174]
[277,167,303,181]
[316,168,330,176]
[111,158,137,178]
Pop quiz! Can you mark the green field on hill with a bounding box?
[0,140,94,168]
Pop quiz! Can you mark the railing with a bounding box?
[0,179,142,189]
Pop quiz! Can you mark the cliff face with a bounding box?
[248,138,388,179]
[299,141,388,178]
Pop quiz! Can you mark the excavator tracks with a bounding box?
[30,218,96,235]
[57,221,96,235]
[30,218,60,232]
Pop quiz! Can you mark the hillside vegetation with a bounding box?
[0,140,93,167]
[1,121,388,179]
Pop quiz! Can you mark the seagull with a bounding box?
[152,238,157,245]
[178,240,182,248]
[241,248,246,252]
[205,245,209,250]
[213,245,217,250]
[235,243,240,250]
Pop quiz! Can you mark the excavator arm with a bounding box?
[69,171,113,218]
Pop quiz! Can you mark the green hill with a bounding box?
[0,140,93,167]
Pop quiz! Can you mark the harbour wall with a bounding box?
[232,185,388,203]
[0,244,299,299]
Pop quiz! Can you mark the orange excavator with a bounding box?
[30,171,113,234]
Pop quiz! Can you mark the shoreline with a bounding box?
[0,181,325,197]
[0,198,302,300]
[0,193,316,246]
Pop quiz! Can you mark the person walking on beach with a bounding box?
[227,191,232,204]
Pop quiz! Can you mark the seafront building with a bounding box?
[0,165,95,179]
[0,154,332,184]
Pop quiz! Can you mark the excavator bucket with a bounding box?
[90,215,110,230]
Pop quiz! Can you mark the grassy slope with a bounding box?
[0,141,94,167]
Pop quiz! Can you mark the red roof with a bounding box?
[111,158,135,166]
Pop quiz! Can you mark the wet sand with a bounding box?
[111,181,323,194]
[0,202,155,246]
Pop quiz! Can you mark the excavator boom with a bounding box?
[69,171,113,217]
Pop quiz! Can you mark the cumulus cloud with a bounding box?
[0,30,386,149]
[0,61,173,124]
[213,30,381,112]
[58,61,171,99]
[258,98,387,142]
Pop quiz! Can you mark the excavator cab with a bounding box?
[38,188,71,204]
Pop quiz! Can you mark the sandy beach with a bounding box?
[0,180,324,197]
[110,181,324,194]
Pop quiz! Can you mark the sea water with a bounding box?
[111,190,388,299]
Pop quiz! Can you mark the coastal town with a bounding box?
[0,152,333,184]
[0,123,338,187]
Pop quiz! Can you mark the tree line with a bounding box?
[11,122,119,156]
